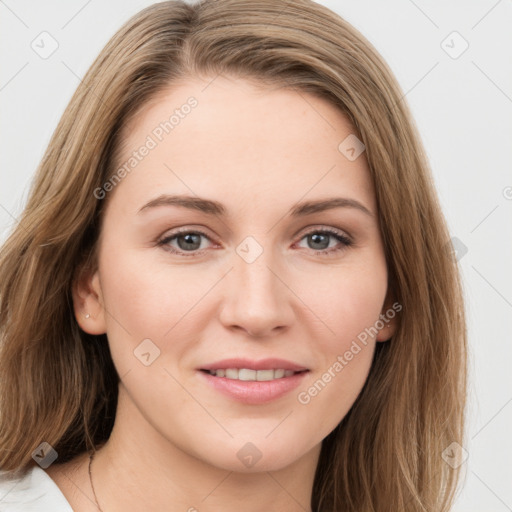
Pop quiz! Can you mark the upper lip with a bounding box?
[199,358,309,372]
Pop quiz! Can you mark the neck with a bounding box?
[91,384,320,512]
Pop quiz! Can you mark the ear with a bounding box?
[376,290,400,343]
[72,265,107,335]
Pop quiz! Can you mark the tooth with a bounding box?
[256,369,275,381]
[225,368,239,379]
[238,369,257,381]
[210,368,298,380]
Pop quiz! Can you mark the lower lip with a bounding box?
[198,370,309,405]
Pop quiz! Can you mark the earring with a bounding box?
[85,313,90,319]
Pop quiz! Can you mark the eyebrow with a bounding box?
[137,194,373,218]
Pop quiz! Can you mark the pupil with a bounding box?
[310,233,329,250]
[178,233,201,251]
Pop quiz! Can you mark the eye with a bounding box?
[295,228,352,255]
[157,229,215,257]
[157,227,353,257]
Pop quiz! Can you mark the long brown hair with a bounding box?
[0,1,467,510]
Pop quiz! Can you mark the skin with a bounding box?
[46,75,396,511]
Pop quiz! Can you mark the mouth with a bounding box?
[200,368,308,381]
[197,358,310,404]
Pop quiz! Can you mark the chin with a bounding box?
[199,440,308,474]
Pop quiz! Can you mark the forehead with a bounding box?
[111,75,376,215]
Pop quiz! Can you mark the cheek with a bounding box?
[97,245,211,375]
[100,245,207,329]
[296,256,388,351]
[291,258,387,426]
[294,344,374,446]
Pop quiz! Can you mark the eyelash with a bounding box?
[157,227,353,258]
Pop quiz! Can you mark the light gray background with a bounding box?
[1,1,511,510]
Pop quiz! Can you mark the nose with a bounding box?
[218,245,295,338]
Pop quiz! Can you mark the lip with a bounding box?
[198,369,309,405]
[199,358,309,372]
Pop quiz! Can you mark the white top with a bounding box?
[0,465,72,511]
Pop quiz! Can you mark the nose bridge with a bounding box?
[219,235,293,336]
[234,235,283,308]
[237,244,278,298]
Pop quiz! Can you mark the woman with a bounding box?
[0,0,467,510]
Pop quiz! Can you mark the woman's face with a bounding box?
[77,75,395,473]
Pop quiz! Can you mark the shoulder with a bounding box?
[0,464,73,512]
